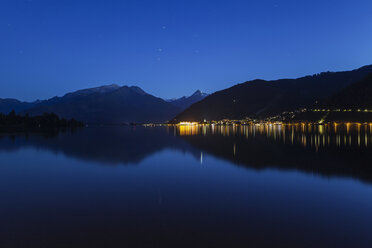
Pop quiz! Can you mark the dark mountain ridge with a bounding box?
[281,72,372,123]
[0,98,40,114]
[2,64,372,124]
[168,90,208,111]
[24,85,180,124]
[171,65,372,122]
[1,85,208,124]
[62,84,121,99]
[326,72,372,109]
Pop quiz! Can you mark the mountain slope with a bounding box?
[0,99,39,114]
[168,90,208,111]
[25,85,180,124]
[326,72,372,109]
[171,65,372,122]
[63,84,120,99]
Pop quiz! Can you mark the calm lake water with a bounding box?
[0,124,372,248]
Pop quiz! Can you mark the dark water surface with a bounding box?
[0,124,372,248]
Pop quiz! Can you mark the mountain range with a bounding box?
[1,64,372,124]
[0,99,40,114]
[172,65,372,123]
[167,90,208,111]
[0,86,207,124]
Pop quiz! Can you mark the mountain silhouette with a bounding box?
[287,72,372,123]
[3,65,372,124]
[24,85,180,124]
[167,90,208,111]
[1,126,372,183]
[0,99,40,114]
[1,85,209,124]
[326,72,372,109]
[171,65,372,122]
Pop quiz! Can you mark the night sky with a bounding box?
[1,0,371,101]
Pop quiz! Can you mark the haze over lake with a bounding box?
[1,125,371,247]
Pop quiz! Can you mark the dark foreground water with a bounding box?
[0,124,372,248]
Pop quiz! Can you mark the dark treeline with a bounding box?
[0,110,84,130]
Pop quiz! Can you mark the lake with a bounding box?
[0,124,372,248]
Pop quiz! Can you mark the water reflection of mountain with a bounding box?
[178,124,372,183]
[0,127,196,165]
[1,125,372,183]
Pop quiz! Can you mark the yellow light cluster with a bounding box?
[178,122,199,126]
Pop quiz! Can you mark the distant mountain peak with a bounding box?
[22,84,180,124]
[192,90,202,96]
[129,86,147,95]
[97,83,119,88]
[102,83,120,89]
[167,90,209,111]
[63,84,121,99]
[191,90,208,98]
[92,84,121,92]
[84,84,120,91]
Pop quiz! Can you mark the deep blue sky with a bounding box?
[1,0,372,101]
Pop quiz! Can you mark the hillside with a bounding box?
[171,65,372,122]
[285,73,372,123]
[0,99,39,114]
[25,85,181,124]
[167,90,208,111]
[326,72,372,109]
